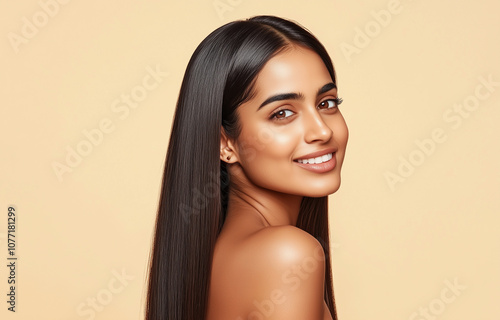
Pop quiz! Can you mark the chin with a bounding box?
[299,178,342,198]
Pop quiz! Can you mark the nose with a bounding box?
[303,109,333,144]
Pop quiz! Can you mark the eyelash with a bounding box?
[269,97,343,121]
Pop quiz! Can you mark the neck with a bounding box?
[224,165,303,227]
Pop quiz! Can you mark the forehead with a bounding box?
[251,45,333,98]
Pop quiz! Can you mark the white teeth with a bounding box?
[297,153,333,164]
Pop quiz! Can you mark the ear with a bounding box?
[220,127,239,164]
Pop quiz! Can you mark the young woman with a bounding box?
[145,15,348,320]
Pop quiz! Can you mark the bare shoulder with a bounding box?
[245,225,326,263]
[235,225,327,319]
[209,225,328,319]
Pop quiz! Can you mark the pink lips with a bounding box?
[294,153,336,173]
[293,148,337,173]
[294,148,337,161]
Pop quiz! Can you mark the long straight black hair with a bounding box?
[146,15,339,320]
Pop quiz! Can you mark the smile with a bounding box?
[293,151,337,173]
[296,153,333,164]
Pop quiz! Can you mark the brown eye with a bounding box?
[271,109,294,120]
[318,98,343,110]
[319,100,335,109]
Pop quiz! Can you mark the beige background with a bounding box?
[1,0,499,319]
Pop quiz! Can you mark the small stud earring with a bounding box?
[226,155,231,161]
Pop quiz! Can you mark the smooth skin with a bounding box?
[207,44,348,320]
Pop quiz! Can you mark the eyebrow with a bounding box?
[257,82,337,110]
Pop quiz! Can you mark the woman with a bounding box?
[146,15,348,320]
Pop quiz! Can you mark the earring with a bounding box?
[226,155,231,161]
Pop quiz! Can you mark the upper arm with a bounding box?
[239,226,327,320]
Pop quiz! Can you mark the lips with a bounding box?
[294,153,336,173]
[293,148,337,162]
[293,148,338,173]
[297,152,333,164]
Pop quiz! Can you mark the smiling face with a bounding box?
[223,44,348,198]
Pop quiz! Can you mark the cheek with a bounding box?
[339,120,349,146]
[330,115,349,147]
[330,116,349,169]
[236,125,297,171]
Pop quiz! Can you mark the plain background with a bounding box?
[1,0,499,319]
